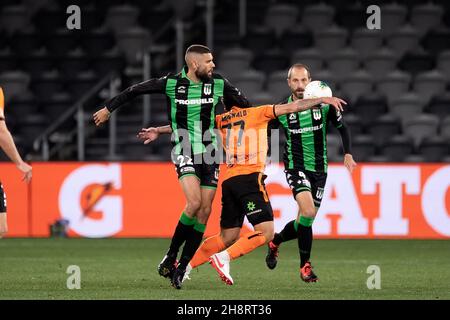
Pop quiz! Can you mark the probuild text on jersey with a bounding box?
[289,123,324,134]
[175,98,214,105]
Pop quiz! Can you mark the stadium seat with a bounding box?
[398,48,435,76]
[232,69,266,101]
[328,47,360,76]
[379,3,408,38]
[116,26,151,64]
[426,93,450,119]
[81,27,116,56]
[291,48,324,75]
[403,154,426,163]
[313,69,337,91]
[91,47,125,76]
[251,91,277,106]
[351,27,383,60]
[365,47,399,81]
[302,3,335,33]
[325,134,341,162]
[410,2,443,37]
[314,25,348,58]
[18,114,49,147]
[376,70,411,104]
[342,113,363,135]
[413,70,447,104]
[339,69,373,104]
[389,92,427,126]
[367,155,391,163]
[253,48,289,75]
[105,5,139,35]
[0,48,17,74]
[436,50,450,81]
[419,136,449,162]
[381,135,414,162]
[31,69,64,100]
[33,7,67,35]
[336,2,366,30]
[7,90,39,117]
[352,134,376,161]
[265,4,299,38]
[44,28,79,56]
[0,70,31,100]
[218,47,253,79]
[403,113,440,147]
[267,70,290,102]
[67,70,99,97]
[0,5,30,35]
[41,91,73,121]
[58,47,90,78]
[279,29,313,56]
[21,47,54,77]
[386,24,420,58]
[441,116,450,140]
[367,114,401,148]
[10,29,42,56]
[353,93,388,126]
[242,26,276,56]
[422,26,450,56]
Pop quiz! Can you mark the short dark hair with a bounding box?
[288,63,311,79]
[185,44,211,55]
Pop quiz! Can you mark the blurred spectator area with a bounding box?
[0,0,449,162]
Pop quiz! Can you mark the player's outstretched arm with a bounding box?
[137,125,172,144]
[274,97,347,117]
[0,121,32,183]
[93,76,167,127]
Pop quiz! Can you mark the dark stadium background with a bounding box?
[0,0,449,163]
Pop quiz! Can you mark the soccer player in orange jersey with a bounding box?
[0,87,32,238]
[138,96,346,286]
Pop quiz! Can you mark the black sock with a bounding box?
[177,221,206,270]
[272,220,297,246]
[297,216,314,268]
[167,212,196,257]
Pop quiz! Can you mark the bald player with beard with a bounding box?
[93,44,250,289]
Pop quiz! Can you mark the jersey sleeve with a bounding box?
[105,75,168,112]
[256,105,277,121]
[0,87,5,119]
[328,105,344,128]
[222,77,251,109]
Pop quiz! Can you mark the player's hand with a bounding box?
[17,161,32,183]
[137,127,160,144]
[93,107,111,126]
[322,97,347,112]
[344,154,357,173]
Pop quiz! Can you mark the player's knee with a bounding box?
[197,206,212,224]
[0,227,7,238]
[186,198,202,214]
[301,208,316,219]
[221,233,238,247]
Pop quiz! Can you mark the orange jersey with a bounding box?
[0,87,4,116]
[216,105,276,181]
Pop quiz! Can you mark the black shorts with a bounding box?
[285,169,327,208]
[220,172,273,229]
[0,182,6,213]
[173,154,219,188]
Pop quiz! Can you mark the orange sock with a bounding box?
[190,234,226,268]
[226,231,267,260]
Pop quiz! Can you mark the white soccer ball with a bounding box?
[303,80,332,99]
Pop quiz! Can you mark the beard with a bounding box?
[196,68,212,82]
[294,90,304,99]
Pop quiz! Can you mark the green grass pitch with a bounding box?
[0,238,449,300]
